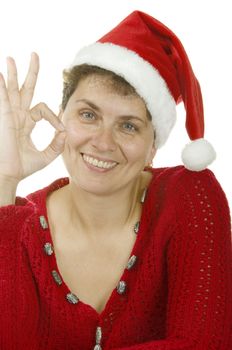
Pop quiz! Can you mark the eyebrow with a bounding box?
[75,99,101,112]
[75,98,146,124]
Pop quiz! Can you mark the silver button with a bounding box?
[51,270,62,285]
[134,221,140,234]
[117,280,127,294]
[93,346,102,350]
[96,326,102,344]
[44,242,54,256]
[93,326,102,350]
[66,293,79,304]
[126,255,137,270]
[140,188,147,203]
[39,215,48,229]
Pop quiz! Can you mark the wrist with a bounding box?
[0,175,19,206]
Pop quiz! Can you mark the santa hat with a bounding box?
[70,10,216,171]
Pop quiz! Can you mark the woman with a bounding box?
[0,10,231,350]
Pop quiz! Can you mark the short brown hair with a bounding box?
[61,64,152,123]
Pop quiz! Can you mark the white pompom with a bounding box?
[181,138,216,171]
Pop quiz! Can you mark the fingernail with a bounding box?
[6,57,13,64]
[58,123,65,131]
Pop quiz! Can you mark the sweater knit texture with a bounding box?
[0,166,231,350]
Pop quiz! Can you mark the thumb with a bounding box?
[42,131,66,165]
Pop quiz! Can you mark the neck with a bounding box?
[59,175,147,240]
[47,171,153,242]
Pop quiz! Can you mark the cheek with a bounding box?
[64,121,90,148]
[122,138,153,162]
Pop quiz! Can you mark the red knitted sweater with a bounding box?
[0,166,231,350]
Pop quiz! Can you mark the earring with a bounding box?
[144,162,153,170]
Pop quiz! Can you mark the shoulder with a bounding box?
[147,167,231,250]
[148,165,230,219]
[149,165,225,194]
[26,177,69,207]
[0,177,69,242]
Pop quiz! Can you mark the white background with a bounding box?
[0,0,231,209]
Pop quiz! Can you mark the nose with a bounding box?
[91,127,117,152]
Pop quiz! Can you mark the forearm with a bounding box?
[0,175,19,206]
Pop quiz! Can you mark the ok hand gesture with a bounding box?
[0,53,66,186]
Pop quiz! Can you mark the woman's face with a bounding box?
[61,75,156,195]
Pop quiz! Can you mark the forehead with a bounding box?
[78,73,135,94]
[76,74,146,102]
[70,75,148,117]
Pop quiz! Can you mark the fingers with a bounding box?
[29,103,66,168]
[6,57,20,109]
[20,52,39,109]
[0,73,14,126]
[41,131,66,166]
[30,102,65,131]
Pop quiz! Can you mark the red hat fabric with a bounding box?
[70,10,216,171]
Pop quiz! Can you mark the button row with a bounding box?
[40,216,138,303]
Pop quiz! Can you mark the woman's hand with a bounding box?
[0,53,66,187]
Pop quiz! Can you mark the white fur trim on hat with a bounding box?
[181,138,216,171]
[69,42,176,148]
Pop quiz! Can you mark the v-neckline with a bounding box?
[35,172,154,320]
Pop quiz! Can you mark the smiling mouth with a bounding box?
[82,154,118,169]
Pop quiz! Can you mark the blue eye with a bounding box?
[81,111,95,120]
[122,122,137,132]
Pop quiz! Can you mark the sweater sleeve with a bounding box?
[0,196,32,238]
[0,196,35,257]
[112,169,232,350]
[0,198,32,349]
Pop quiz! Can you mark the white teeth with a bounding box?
[83,154,117,169]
